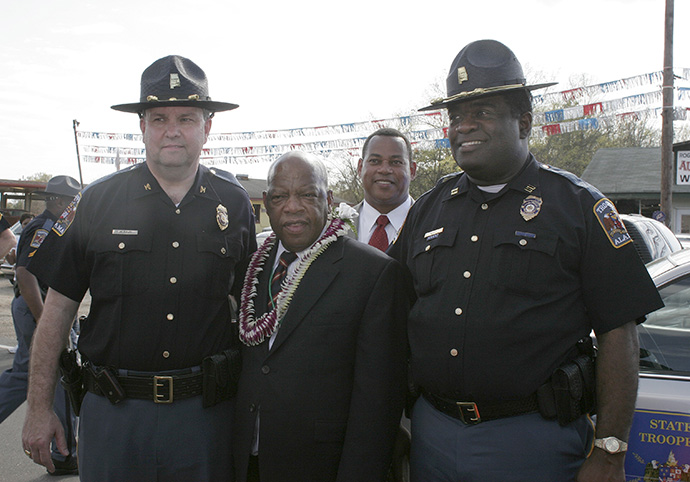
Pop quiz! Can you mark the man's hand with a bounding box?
[22,288,80,473]
[577,448,626,482]
[22,407,69,473]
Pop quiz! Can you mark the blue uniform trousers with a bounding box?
[0,295,77,461]
[79,381,234,481]
[410,395,594,482]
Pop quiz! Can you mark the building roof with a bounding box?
[581,147,690,196]
[236,177,266,200]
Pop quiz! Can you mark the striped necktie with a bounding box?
[270,251,298,309]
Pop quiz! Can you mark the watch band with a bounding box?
[594,436,628,454]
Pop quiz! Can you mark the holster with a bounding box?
[58,349,86,415]
[202,347,241,408]
[537,337,597,426]
[84,362,126,405]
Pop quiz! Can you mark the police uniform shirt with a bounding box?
[29,163,257,371]
[0,213,9,233]
[15,209,57,293]
[388,154,663,402]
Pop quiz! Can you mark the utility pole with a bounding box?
[72,119,84,188]
[660,0,674,226]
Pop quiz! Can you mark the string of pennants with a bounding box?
[78,69,690,166]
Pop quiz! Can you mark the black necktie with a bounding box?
[270,251,298,309]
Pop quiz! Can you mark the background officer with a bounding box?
[389,39,663,482]
[21,55,256,480]
[0,176,80,476]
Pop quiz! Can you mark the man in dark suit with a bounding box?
[234,151,408,482]
[353,128,416,251]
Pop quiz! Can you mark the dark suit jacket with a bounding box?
[234,236,408,482]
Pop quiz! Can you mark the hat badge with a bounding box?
[170,73,181,89]
[457,66,468,84]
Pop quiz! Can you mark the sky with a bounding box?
[1,0,689,183]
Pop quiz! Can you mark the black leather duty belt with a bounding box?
[423,391,538,425]
[84,368,203,404]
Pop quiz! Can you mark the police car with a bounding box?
[626,247,690,480]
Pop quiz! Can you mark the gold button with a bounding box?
[118,242,125,249]
[170,277,177,284]
[425,245,430,252]
[221,247,226,255]
[166,313,174,321]
[471,235,478,242]
[172,241,180,248]
[481,203,489,210]
[175,209,181,215]
[450,349,458,357]
[463,271,471,278]
[162,351,170,358]
[455,307,463,316]
[519,239,527,246]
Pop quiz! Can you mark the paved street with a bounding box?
[0,280,80,481]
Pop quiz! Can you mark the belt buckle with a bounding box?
[154,376,173,403]
[456,401,481,424]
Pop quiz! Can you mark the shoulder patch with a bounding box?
[593,198,631,248]
[29,229,50,249]
[52,192,81,236]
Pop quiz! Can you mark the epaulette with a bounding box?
[80,163,141,195]
[434,171,463,188]
[537,162,604,200]
[204,165,244,190]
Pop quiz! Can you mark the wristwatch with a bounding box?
[594,436,628,454]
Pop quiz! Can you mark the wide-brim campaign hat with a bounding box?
[111,55,239,114]
[39,175,81,198]
[419,39,557,111]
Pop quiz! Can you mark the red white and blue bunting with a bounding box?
[78,70,690,165]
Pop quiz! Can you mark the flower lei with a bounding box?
[239,203,357,346]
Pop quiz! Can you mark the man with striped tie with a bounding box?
[233,151,408,482]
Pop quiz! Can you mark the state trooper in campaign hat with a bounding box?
[39,175,81,198]
[22,53,255,479]
[111,55,238,115]
[419,39,557,111]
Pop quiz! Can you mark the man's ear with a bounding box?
[356,158,364,178]
[327,190,334,208]
[519,111,533,139]
[409,161,418,181]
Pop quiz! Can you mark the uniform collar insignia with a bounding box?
[200,186,207,194]
[144,183,152,191]
[524,184,537,193]
[520,195,542,221]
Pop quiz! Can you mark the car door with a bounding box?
[625,266,690,480]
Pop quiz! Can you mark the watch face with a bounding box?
[604,438,620,452]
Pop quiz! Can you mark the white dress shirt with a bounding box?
[357,197,413,247]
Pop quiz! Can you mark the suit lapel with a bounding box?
[268,237,345,354]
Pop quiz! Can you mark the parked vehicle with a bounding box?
[675,233,690,249]
[619,214,683,264]
[624,248,690,479]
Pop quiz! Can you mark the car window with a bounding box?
[639,274,690,373]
